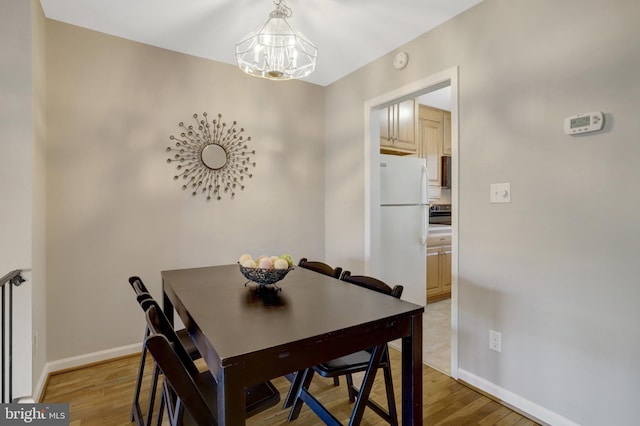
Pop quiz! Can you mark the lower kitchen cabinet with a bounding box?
[426,245,451,303]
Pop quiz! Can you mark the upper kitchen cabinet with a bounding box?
[443,111,452,155]
[380,99,418,154]
[419,105,443,187]
[418,105,452,188]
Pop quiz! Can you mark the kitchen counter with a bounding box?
[428,224,451,235]
[427,224,451,247]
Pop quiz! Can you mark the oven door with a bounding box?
[429,211,451,225]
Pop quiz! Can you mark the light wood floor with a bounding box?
[41,348,538,425]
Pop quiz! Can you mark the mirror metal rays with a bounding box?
[166,112,256,201]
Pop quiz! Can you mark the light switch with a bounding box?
[490,183,511,203]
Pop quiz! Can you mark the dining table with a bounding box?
[161,263,424,425]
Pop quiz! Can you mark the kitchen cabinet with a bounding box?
[380,99,418,154]
[418,105,452,188]
[426,234,451,303]
[443,111,452,155]
[418,105,443,187]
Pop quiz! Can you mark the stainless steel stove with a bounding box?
[429,204,451,225]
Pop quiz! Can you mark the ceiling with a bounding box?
[39,0,481,87]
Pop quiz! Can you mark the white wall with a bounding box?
[44,21,326,361]
[325,0,640,425]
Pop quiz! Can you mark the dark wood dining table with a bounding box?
[162,264,424,425]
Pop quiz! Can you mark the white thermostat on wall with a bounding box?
[564,112,604,135]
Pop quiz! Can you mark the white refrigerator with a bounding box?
[379,154,429,306]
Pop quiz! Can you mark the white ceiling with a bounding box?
[39,0,481,87]
[419,86,451,111]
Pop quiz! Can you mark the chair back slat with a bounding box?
[136,293,153,306]
[129,276,150,296]
[340,271,404,299]
[145,332,217,425]
[298,258,343,279]
[144,302,199,377]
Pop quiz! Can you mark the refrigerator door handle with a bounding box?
[421,164,429,204]
[421,164,429,246]
[421,204,428,246]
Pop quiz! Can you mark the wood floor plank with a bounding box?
[478,404,518,426]
[41,349,538,425]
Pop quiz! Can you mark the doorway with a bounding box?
[364,67,459,378]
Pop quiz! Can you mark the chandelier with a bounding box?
[235,0,317,81]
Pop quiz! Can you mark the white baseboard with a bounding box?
[32,342,141,402]
[29,343,576,426]
[457,368,579,426]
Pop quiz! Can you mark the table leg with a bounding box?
[402,313,423,425]
[162,278,174,326]
[218,364,246,426]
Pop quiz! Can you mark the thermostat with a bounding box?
[564,112,604,135]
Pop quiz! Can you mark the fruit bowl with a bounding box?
[238,263,293,287]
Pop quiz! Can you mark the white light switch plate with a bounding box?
[490,183,511,203]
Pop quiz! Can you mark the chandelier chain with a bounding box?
[273,0,292,18]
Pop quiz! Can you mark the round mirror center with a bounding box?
[201,144,227,170]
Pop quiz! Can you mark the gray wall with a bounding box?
[32,0,48,397]
[7,0,639,422]
[0,0,37,399]
[324,0,640,424]
[43,20,326,361]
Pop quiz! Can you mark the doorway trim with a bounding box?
[363,66,459,379]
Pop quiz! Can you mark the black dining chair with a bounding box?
[282,258,343,407]
[297,258,343,279]
[128,276,201,426]
[286,271,403,425]
[143,302,281,425]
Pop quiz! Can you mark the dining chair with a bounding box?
[144,302,281,425]
[282,258,343,407]
[297,258,343,279]
[286,271,403,425]
[128,276,201,426]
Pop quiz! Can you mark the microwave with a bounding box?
[441,155,452,188]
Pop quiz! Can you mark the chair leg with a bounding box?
[382,360,398,425]
[145,364,160,426]
[155,383,166,426]
[349,346,398,426]
[160,383,178,426]
[345,373,356,402]
[131,328,150,425]
[347,344,385,426]
[333,377,340,386]
[283,370,304,409]
[288,368,316,421]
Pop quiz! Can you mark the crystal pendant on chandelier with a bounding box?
[235,0,317,81]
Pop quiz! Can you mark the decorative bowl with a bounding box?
[238,263,293,286]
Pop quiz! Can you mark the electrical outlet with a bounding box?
[34,332,39,354]
[489,330,502,352]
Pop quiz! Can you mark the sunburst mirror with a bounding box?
[166,112,256,201]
